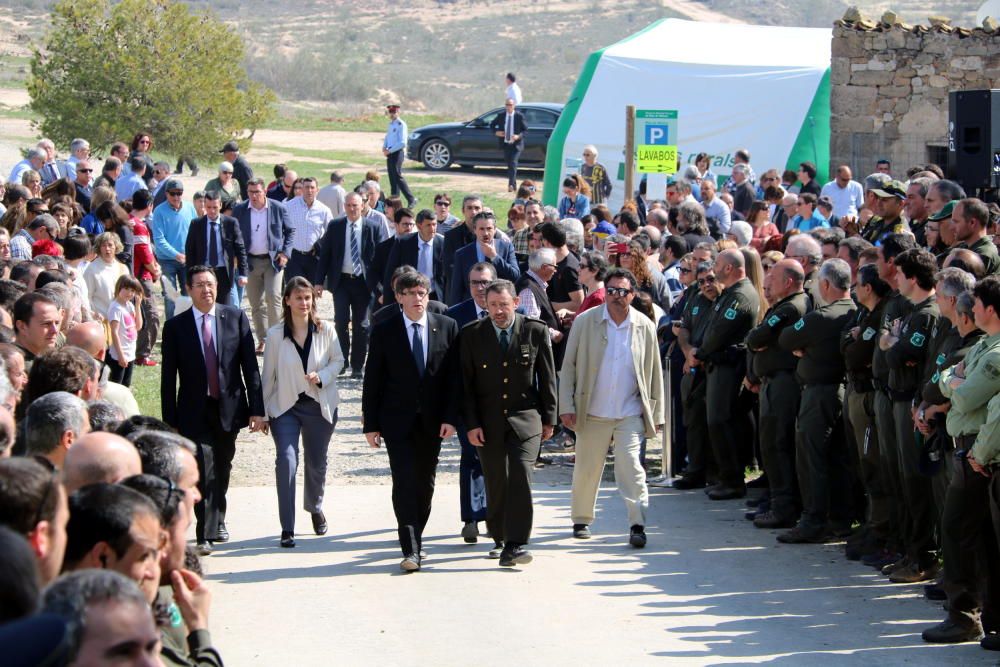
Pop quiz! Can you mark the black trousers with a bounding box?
[759,372,800,519]
[796,383,851,531]
[285,250,318,286]
[478,424,540,546]
[333,274,371,372]
[386,150,414,204]
[503,143,522,188]
[680,368,711,479]
[706,363,747,490]
[212,267,233,307]
[175,156,198,173]
[384,417,442,556]
[107,360,134,388]
[192,399,238,542]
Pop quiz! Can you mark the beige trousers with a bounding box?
[571,414,648,527]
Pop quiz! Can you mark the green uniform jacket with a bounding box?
[860,215,908,246]
[683,291,714,348]
[746,291,809,380]
[779,297,857,385]
[940,332,1000,440]
[694,277,760,366]
[974,392,1000,465]
[460,314,558,442]
[962,236,1000,275]
[156,587,224,667]
[885,295,938,396]
[841,300,885,387]
[872,291,912,383]
[920,324,983,406]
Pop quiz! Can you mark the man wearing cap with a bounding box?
[221,140,254,201]
[862,180,909,246]
[382,105,416,208]
[8,148,46,185]
[952,198,1000,275]
[821,165,864,220]
[491,98,527,192]
[152,179,198,319]
[203,161,241,210]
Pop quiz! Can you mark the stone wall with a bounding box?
[829,12,1000,177]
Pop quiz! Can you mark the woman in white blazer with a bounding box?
[262,276,344,548]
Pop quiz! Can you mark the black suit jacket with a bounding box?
[367,236,397,297]
[160,304,264,437]
[184,215,248,282]
[490,111,527,150]
[314,215,388,292]
[459,314,558,443]
[445,299,486,329]
[232,156,254,200]
[232,199,294,270]
[383,232,445,303]
[362,311,460,439]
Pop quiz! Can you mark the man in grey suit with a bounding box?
[232,178,294,351]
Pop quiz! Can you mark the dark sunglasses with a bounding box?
[607,286,633,297]
[435,201,450,206]
[77,168,93,173]
[167,190,183,196]
[698,276,717,285]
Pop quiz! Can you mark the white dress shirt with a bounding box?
[341,217,364,274]
[505,82,523,105]
[247,204,269,255]
[418,236,434,279]
[588,306,642,419]
[286,196,333,253]
[403,311,429,365]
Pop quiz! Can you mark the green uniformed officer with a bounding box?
[841,264,892,559]
[868,233,918,569]
[952,198,1000,276]
[862,180,910,246]
[776,258,857,543]
[882,248,941,583]
[459,279,557,567]
[673,260,719,490]
[691,249,760,500]
[745,259,809,527]
[922,275,1000,644]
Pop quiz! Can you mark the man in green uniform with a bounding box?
[866,233,917,570]
[692,249,760,499]
[862,180,909,246]
[922,275,1000,645]
[673,261,720,490]
[745,259,809,527]
[952,198,1000,276]
[882,248,941,583]
[776,259,857,543]
[841,264,892,559]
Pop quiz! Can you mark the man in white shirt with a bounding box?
[820,165,864,220]
[701,179,731,235]
[317,171,346,218]
[284,177,333,284]
[504,72,523,105]
[558,268,664,548]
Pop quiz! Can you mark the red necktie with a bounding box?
[202,314,220,399]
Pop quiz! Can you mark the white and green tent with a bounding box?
[543,19,832,210]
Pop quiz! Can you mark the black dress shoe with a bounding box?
[981,633,1000,650]
[707,486,747,500]
[671,475,706,490]
[461,521,479,543]
[923,583,947,601]
[499,545,533,567]
[573,524,591,539]
[311,512,328,536]
[776,526,827,544]
[629,525,647,548]
[921,618,983,643]
[215,521,229,543]
[280,531,295,548]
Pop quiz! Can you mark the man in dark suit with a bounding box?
[314,191,388,377]
[383,209,445,304]
[231,178,294,350]
[371,266,449,326]
[442,195,484,298]
[368,208,415,307]
[460,279,557,567]
[185,191,248,307]
[448,211,520,306]
[446,261,497,542]
[363,272,459,572]
[490,98,527,192]
[161,265,265,554]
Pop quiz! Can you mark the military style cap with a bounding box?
[927,200,956,221]
[870,180,906,200]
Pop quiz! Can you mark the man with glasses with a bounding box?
[433,194,459,233]
[363,272,459,571]
[560,268,663,548]
[490,98,527,192]
[73,159,94,213]
[789,193,829,232]
[745,259,808,528]
[862,180,909,246]
[821,165,864,220]
[152,179,197,319]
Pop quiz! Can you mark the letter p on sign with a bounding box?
[645,125,669,145]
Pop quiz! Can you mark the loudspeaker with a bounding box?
[948,90,1000,190]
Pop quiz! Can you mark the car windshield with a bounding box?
[472,110,503,126]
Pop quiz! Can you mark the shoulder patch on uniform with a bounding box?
[692,306,699,316]
[936,353,946,366]
[766,314,781,327]
[862,327,876,341]
[793,318,805,331]
[984,362,1000,379]
[724,307,737,321]
[910,332,926,348]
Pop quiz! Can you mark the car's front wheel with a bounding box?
[421,140,452,170]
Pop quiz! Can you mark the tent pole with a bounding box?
[624,105,636,205]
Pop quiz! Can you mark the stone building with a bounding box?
[829,9,1000,177]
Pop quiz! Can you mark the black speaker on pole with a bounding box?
[948,89,1000,190]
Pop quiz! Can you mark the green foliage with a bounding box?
[27,0,276,158]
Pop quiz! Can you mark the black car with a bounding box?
[406,103,563,171]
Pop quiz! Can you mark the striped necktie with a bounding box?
[350,221,363,275]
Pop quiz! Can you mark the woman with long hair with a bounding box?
[558,174,591,220]
[128,132,156,186]
[740,247,767,321]
[83,231,129,321]
[746,200,781,253]
[262,277,344,548]
[618,241,670,311]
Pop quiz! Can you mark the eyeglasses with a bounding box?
[698,276,717,285]
[77,168,93,173]
[470,280,492,288]
[190,281,216,289]
[435,201,450,206]
[607,286,633,297]
[167,190,183,196]
[399,290,428,298]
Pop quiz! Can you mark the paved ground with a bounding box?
[202,483,991,665]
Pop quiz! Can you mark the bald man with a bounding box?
[62,432,142,493]
[66,323,140,417]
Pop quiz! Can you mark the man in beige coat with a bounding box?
[559,268,665,547]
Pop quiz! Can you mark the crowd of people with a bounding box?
[3,119,1000,662]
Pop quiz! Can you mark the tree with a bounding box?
[27,0,276,159]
